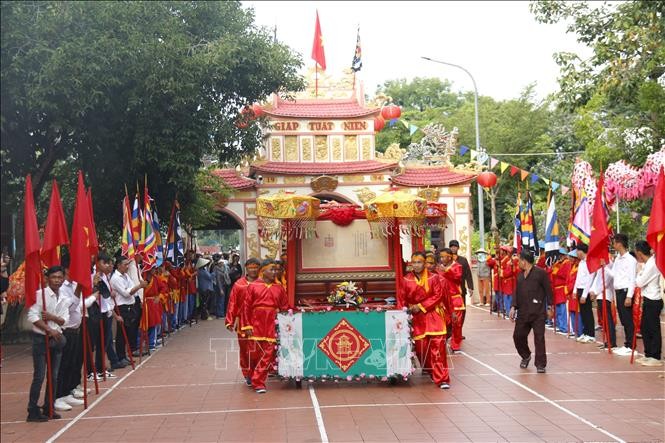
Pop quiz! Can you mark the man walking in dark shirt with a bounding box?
[449,240,473,332]
[509,250,553,373]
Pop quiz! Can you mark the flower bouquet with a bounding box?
[327,281,365,307]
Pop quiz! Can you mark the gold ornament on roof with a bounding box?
[354,187,377,204]
[376,143,405,161]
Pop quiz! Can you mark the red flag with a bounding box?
[41,180,70,267]
[23,175,42,307]
[311,11,326,70]
[86,188,99,257]
[646,166,665,275]
[69,172,93,296]
[510,165,519,177]
[586,175,610,274]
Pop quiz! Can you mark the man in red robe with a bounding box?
[401,252,451,389]
[240,259,289,394]
[140,267,164,351]
[550,249,571,334]
[438,248,465,352]
[500,246,517,319]
[225,258,260,386]
[486,254,501,315]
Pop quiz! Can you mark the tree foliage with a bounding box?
[1,1,303,253]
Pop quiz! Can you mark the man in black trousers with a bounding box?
[510,250,554,373]
[449,240,474,331]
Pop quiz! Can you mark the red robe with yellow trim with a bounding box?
[500,256,516,295]
[566,261,579,312]
[140,276,164,330]
[240,280,288,342]
[225,276,252,332]
[550,258,571,305]
[438,262,464,311]
[399,271,446,339]
[487,257,499,292]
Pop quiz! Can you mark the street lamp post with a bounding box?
[421,56,486,250]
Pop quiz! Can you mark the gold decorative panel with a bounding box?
[302,138,313,161]
[284,176,306,184]
[315,136,328,161]
[263,176,277,184]
[270,138,282,161]
[343,175,364,182]
[418,188,441,201]
[332,137,342,161]
[370,174,386,182]
[344,135,358,161]
[361,138,371,160]
[285,136,298,161]
[447,186,464,195]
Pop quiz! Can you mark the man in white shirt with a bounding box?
[110,257,147,364]
[573,243,596,342]
[26,266,69,422]
[634,241,663,367]
[588,262,617,351]
[611,234,637,353]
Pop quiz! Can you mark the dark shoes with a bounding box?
[520,357,531,369]
[26,411,48,422]
[111,360,127,370]
[537,367,546,374]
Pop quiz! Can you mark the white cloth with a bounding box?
[612,251,637,298]
[90,273,115,316]
[110,270,136,306]
[589,265,615,303]
[61,280,97,329]
[27,286,70,335]
[574,259,592,299]
[636,256,663,301]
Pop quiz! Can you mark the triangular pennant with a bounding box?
[551,182,560,191]
[409,124,418,136]
[530,174,539,184]
[561,186,570,196]
[642,215,649,225]
[401,119,409,129]
[520,170,529,181]
[470,150,478,160]
[388,118,398,127]
[501,162,510,173]
[459,145,469,156]
[490,157,499,169]
[510,165,519,176]
[541,177,550,185]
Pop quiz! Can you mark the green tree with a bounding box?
[1,1,304,253]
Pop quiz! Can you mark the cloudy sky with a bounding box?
[243,1,593,101]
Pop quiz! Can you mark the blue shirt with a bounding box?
[197,268,214,292]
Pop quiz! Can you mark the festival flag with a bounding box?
[544,190,560,264]
[121,195,136,259]
[69,172,94,296]
[23,176,42,308]
[459,145,469,156]
[521,191,539,254]
[86,188,99,257]
[351,26,362,72]
[490,158,499,169]
[513,192,522,253]
[41,180,70,268]
[151,198,164,266]
[587,176,611,274]
[646,166,665,275]
[131,192,142,251]
[166,199,184,267]
[569,189,592,246]
[561,186,570,196]
[510,165,519,177]
[139,181,158,269]
[500,162,510,173]
[520,170,529,181]
[470,150,478,160]
[311,11,326,70]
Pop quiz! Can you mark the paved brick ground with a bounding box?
[2,306,664,442]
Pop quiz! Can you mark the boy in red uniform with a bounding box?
[565,250,583,338]
[140,268,164,351]
[225,258,260,386]
[240,259,289,394]
[500,246,517,318]
[401,252,451,389]
[486,254,501,315]
[438,248,465,352]
[549,248,571,334]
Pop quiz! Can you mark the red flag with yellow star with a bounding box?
[69,172,94,296]
[311,11,326,70]
[646,166,665,275]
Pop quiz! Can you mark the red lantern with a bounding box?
[374,116,385,132]
[251,103,264,118]
[381,104,401,121]
[477,171,498,188]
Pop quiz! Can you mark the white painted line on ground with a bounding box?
[0,346,31,360]
[459,350,627,443]
[44,347,162,443]
[308,384,329,443]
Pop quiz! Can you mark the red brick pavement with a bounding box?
[1,306,663,442]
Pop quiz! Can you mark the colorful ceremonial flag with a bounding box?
[86,188,99,257]
[521,191,538,254]
[646,166,665,275]
[544,191,560,264]
[351,26,362,72]
[587,176,611,274]
[41,180,70,268]
[513,192,522,254]
[69,172,94,296]
[131,193,142,251]
[311,11,326,70]
[121,195,136,259]
[569,190,592,246]
[166,199,184,267]
[151,199,164,266]
[140,182,158,269]
[23,176,42,308]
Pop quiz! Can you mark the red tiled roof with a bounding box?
[392,166,477,187]
[263,97,379,119]
[251,160,398,176]
[211,169,256,190]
